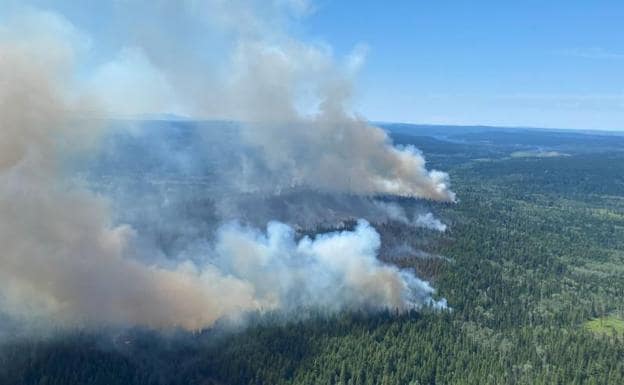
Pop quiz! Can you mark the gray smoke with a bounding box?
[373,201,448,232]
[0,2,452,331]
[414,213,448,232]
[72,0,456,200]
[0,21,259,330]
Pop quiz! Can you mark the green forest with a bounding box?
[1,127,623,385]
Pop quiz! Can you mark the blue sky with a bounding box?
[4,0,623,130]
[301,1,624,130]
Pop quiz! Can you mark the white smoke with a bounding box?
[0,2,452,331]
[414,213,448,232]
[213,220,445,313]
[226,36,455,199]
[75,0,456,200]
[373,201,448,232]
[0,17,258,330]
[372,201,411,223]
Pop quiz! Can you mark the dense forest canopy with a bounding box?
[1,124,623,385]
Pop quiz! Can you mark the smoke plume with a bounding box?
[0,1,453,331]
[373,201,448,231]
[414,213,448,232]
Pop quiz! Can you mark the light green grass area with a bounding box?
[510,150,568,158]
[585,316,624,337]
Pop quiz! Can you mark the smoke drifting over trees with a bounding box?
[0,1,453,331]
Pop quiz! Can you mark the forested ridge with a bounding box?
[1,128,623,385]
